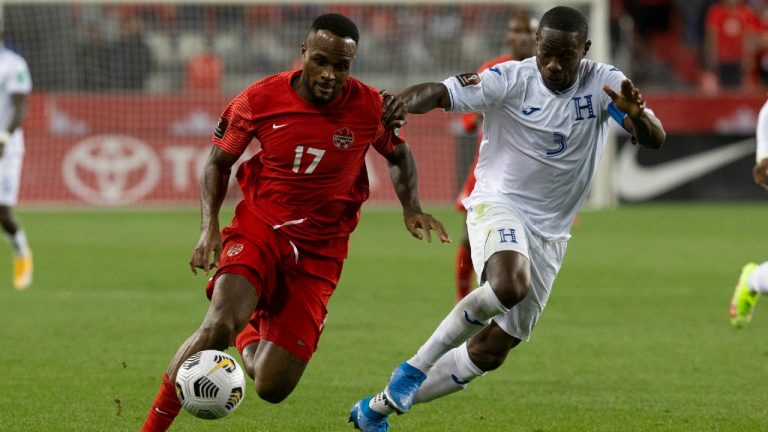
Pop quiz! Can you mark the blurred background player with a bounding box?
[350,6,665,430]
[454,9,536,301]
[729,96,768,327]
[0,27,32,291]
[141,13,448,432]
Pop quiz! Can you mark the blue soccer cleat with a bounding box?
[383,362,427,414]
[349,396,390,432]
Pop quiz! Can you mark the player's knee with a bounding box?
[0,207,15,230]
[198,319,237,350]
[493,271,530,308]
[485,254,531,308]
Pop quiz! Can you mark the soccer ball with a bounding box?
[175,350,246,420]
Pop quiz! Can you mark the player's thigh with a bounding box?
[204,273,259,334]
[467,203,531,301]
[260,256,342,364]
[491,235,566,342]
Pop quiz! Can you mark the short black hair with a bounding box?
[539,6,588,39]
[311,13,359,44]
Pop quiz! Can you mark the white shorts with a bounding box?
[0,138,24,206]
[466,202,567,341]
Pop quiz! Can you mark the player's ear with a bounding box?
[300,43,307,60]
[583,40,591,56]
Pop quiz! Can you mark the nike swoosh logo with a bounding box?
[463,310,484,326]
[451,374,470,385]
[154,407,170,416]
[489,66,501,75]
[617,137,755,201]
[522,107,541,115]
[272,123,287,129]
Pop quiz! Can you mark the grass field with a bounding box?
[1,203,767,431]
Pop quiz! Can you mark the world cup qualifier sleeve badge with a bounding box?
[455,72,481,87]
[332,127,354,150]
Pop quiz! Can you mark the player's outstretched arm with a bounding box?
[602,79,666,150]
[387,142,450,244]
[398,83,452,114]
[189,146,239,275]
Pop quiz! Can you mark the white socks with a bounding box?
[747,262,768,295]
[5,229,30,257]
[413,342,484,403]
[369,343,485,415]
[408,281,508,373]
[369,282,506,417]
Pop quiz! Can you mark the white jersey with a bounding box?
[756,99,768,162]
[0,45,32,154]
[444,57,628,241]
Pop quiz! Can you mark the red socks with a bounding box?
[455,244,473,302]
[141,374,182,432]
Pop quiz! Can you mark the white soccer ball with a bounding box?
[175,350,246,420]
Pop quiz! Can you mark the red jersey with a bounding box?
[213,70,402,259]
[706,3,759,62]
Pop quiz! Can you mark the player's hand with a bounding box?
[403,210,451,243]
[753,158,768,191]
[189,226,222,275]
[602,79,645,120]
[380,89,407,129]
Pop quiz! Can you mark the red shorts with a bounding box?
[456,156,478,211]
[206,204,344,363]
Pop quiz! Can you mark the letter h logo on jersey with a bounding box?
[572,95,596,121]
[497,228,517,244]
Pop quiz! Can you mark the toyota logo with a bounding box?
[63,134,161,205]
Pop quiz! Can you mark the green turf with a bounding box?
[0,204,767,431]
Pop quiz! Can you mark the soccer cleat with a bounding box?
[12,253,32,291]
[730,263,759,328]
[349,396,389,432]
[383,362,427,414]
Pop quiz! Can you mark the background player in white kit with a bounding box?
[0,34,33,291]
[349,6,666,430]
[729,98,768,328]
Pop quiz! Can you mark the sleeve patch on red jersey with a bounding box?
[455,73,481,87]
[214,117,229,139]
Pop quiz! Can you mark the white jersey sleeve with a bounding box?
[757,99,768,162]
[442,65,511,113]
[4,55,32,95]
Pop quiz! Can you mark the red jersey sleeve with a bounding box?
[372,124,404,158]
[212,88,257,156]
